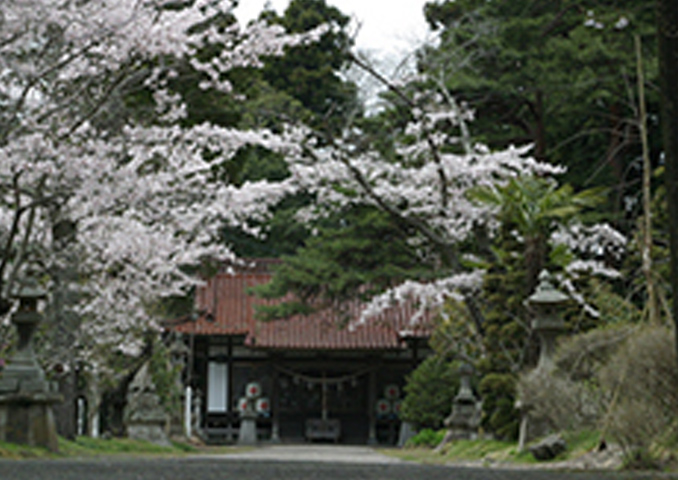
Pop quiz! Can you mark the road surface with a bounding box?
[0,445,673,480]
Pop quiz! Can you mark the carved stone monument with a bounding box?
[0,276,62,452]
[125,361,170,446]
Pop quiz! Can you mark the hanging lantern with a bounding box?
[375,398,391,416]
[238,397,249,413]
[256,397,270,415]
[392,400,403,417]
[245,381,262,399]
[384,384,400,400]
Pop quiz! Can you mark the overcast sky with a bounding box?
[233,0,433,56]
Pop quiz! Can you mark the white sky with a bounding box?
[234,0,432,56]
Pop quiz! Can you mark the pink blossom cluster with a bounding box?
[0,1,311,360]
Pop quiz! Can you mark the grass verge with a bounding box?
[381,429,603,467]
[0,436,202,460]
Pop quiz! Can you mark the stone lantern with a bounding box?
[0,274,62,451]
[526,270,570,371]
[442,362,481,442]
[514,271,571,453]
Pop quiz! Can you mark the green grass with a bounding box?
[0,436,201,460]
[382,429,604,466]
[0,440,57,459]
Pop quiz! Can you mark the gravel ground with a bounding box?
[0,445,675,480]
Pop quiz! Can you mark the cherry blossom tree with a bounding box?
[259,57,628,439]
[0,0,325,433]
[265,54,627,341]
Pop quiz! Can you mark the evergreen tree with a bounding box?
[420,0,660,222]
[262,0,362,136]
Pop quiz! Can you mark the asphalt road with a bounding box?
[0,445,674,480]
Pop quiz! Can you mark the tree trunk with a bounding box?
[47,217,80,438]
[533,90,547,162]
[636,34,658,324]
[656,0,678,360]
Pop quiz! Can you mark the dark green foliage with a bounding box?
[400,356,459,430]
[468,176,611,437]
[405,428,447,448]
[478,373,518,441]
[221,197,311,258]
[253,206,427,319]
[217,0,363,257]
[148,340,182,414]
[420,0,660,221]
[261,0,361,136]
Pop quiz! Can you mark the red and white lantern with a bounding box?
[246,381,262,399]
[384,384,400,400]
[392,400,403,416]
[256,397,271,415]
[238,397,249,413]
[375,398,391,416]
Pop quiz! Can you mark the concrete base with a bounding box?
[397,421,416,447]
[238,415,258,445]
[0,393,62,452]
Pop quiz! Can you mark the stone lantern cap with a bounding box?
[11,273,47,317]
[13,280,47,301]
[526,270,569,307]
[527,270,570,332]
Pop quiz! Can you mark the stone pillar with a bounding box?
[238,408,258,444]
[0,276,62,451]
[397,421,416,447]
[192,389,204,439]
[184,386,192,438]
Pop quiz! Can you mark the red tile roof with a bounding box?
[172,259,431,350]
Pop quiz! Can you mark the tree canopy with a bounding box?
[419,0,660,222]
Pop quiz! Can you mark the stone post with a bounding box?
[184,385,192,438]
[0,275,62,451]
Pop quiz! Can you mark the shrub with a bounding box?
[517,368,599,437]
[400,355,458,430]
[597,325,678,461]
[478,373,519,440]
[405,428,447,448]
[516,325,634,435]
[555,324,634,382]
[518,324,678,465]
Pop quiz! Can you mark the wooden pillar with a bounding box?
[270,363,281,442]
[227,337,234,442]
[367,368,377,445]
